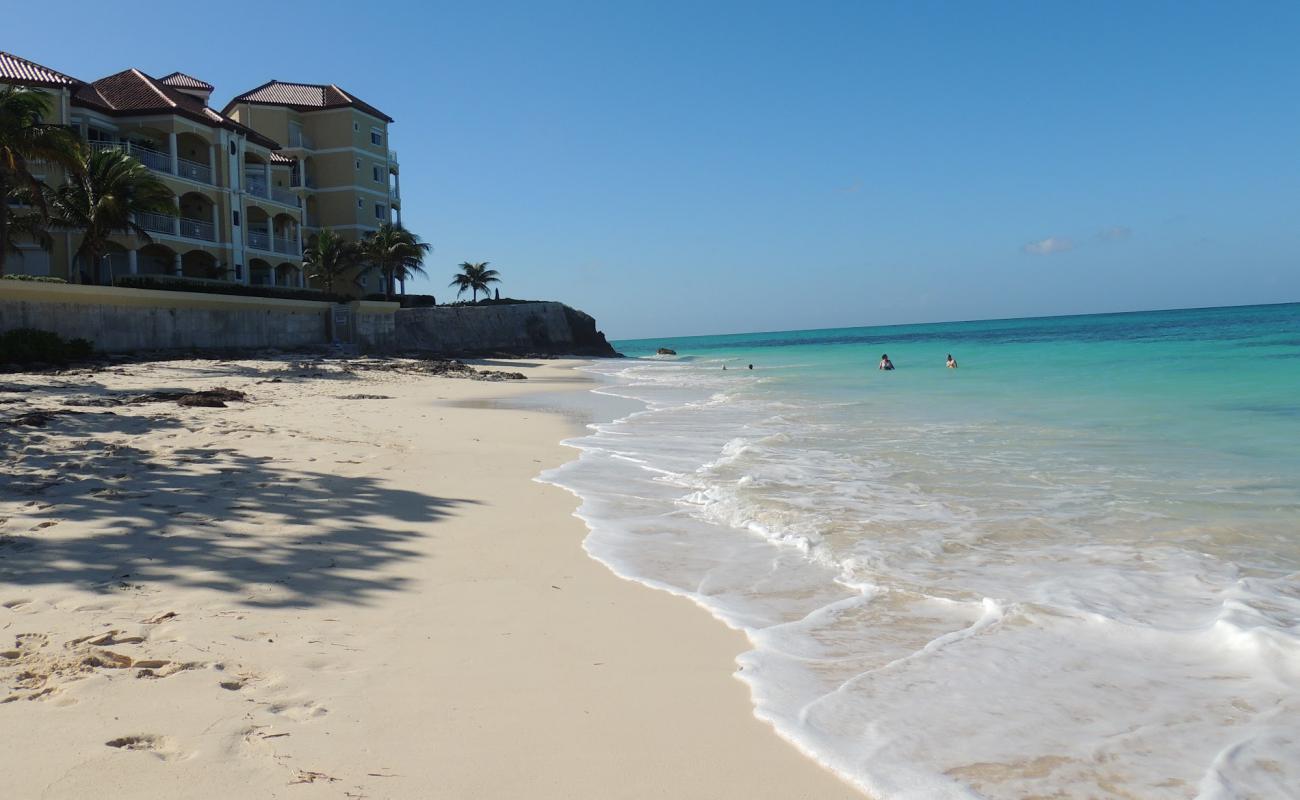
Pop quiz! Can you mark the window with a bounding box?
[355,159,361,170]
[229,141,237,156]
[374,203,385,220]
[370,128,383,146]
[353,122,359,132]
[372,165,383,183]
[232,210,240,227]
[357,198,364,209]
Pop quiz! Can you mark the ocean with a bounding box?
[541,302,1300,799]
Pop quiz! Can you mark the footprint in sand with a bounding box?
[104,734,182,761]
[2,599,33,610]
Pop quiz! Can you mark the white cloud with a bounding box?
[1021,236,1075,255]
[1097,225,1133,241]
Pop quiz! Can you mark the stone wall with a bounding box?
[395,302,619,356]
[0,282,397,354]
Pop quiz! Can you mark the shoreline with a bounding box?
[0,355,860,798]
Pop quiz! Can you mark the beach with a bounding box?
[0,356,860,799]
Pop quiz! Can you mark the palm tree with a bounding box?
[359,222,431,300]
[449,261,500,303]
[47,147,177,284]
[0,86,81,276]
[303,229,360,294]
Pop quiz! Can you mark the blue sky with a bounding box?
[8,1,1298,338]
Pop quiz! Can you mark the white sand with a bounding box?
[0,357,861,799]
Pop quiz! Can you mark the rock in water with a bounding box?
[656,347,677,355]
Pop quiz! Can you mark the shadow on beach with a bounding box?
[0,403,472,609]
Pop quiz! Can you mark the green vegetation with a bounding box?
[1,274,66,283]
[0,327,93,365]
[0,86,81,276]
[116,274,350,303]
[303,229,361,295]
[450,261,501,303]
[47,148,177,285]
[359,223,431,301]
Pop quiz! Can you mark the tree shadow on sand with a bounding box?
[0,407,473,609]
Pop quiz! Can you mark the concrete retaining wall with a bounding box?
[0,281,397,354]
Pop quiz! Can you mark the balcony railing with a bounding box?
[288,130,315,149]
[137,211,176,235]
[272,235,298,255]
[270,186,300,207]
[177,156,212,185]
[388,149,398,164]
[128,143,172,174]
[246,230,271,251]
[244,176,269,198]
[179,217,216,242]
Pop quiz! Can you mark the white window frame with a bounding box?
[370,127,383,146]
[374,202,385,220]
[372,164,383,183]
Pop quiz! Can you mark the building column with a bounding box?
[263,162,271,195]
[168,131,178,174]
[127,249,138,275]
[173,252,182,276]
[208,144,216,183]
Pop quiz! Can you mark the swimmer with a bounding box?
[879,353,895,371]
[946,354,958,369]
[748,364,753,370]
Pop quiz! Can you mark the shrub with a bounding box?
[445,297,539,307]
[1,274,67,283]
[362,293,436,308]
[0,328,94,365]
[115,275,350,304]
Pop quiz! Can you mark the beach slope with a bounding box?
[0,356,859,799]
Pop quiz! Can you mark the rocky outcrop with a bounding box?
[394,302,621,357]
[656,347,677,355]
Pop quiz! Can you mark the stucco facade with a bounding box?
[2,53,400,296]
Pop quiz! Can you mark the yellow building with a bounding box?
[1,51,400,294]
[224,80,400,294]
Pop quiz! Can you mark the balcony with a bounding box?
[272,235,298,255]
[136,211,176,235]
[179,217,217,242]
[270,186,300,207]
[177,156,212,184]
[244,175,269,199]
[246,229,271,251]
[88,141,215,185]
[288,130,315,149]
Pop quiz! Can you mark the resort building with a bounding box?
[0,51,400,294]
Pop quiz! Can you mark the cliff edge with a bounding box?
[394,301,621,357]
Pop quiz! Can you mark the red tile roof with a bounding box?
[74,69,281,149]
[0,51,81,88]
[226,80,393,123]
[159,72,214,92]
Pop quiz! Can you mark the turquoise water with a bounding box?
[546,303,1300,799]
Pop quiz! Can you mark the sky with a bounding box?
[6,1,1298,339]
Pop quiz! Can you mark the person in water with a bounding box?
[748,364,753,370]
[946,354,958,369]
[879,354,895,370]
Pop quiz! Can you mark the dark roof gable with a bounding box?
[159,72,214,91]
[73,68,280,149]
[225,80,393,123]
[0,51,81,89]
